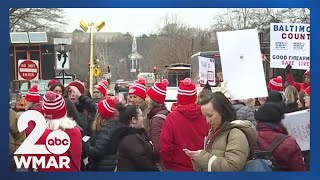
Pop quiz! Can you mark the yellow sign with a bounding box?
[93,67,101,77]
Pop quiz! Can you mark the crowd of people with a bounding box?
[9,64,310,172]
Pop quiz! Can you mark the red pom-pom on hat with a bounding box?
[161,79,169,87]
[181,78,192,86]
[45,91,56,101]
[100,80,109,86]
[136,77,146,87]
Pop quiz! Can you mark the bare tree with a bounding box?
[106,34,133,80]
[9,8,67,32]
[131,13,217,78]
[211,8,310,32]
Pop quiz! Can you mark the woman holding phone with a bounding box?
[185,91,256,171]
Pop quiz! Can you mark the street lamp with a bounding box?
[80,20,106,95]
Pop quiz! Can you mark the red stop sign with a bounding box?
[18,60,38,80]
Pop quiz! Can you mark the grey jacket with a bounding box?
[231,101,256,127]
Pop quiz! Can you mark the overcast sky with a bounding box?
[63,8,225,36]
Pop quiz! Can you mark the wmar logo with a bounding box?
[13,110,71,169]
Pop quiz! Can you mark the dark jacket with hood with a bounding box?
[159,103,208,171]
[75,95,97,136]
[64,98,86,131]
[111,126,160,171]
[147,105,170,155]
[84,118,123,171]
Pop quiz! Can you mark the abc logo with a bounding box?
[45,130,70,155]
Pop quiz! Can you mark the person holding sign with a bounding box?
[285,64,310,92]
[254,102,305,171]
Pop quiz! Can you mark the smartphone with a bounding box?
[82,136,91,142]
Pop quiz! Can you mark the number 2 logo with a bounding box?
[14,110,51,155]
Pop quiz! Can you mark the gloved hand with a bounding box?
[285,64,292,74]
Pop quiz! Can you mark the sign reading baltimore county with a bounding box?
[270,23,310,70]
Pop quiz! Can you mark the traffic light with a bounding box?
[153,66,157,73]
[107,65,111,73]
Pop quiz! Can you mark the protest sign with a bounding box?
[217,29,268,100]
[270,23,310,70]
[282,109,310,151]
[198,56,216,86]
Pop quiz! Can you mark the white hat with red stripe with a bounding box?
[98,97,119,119]
[268,76,283,92]
[177,78,197,105]
[95,80,109,97]
[42,91,67,119]
[147,79,169,104]
[25,84,41,103]
[129,77,147,100]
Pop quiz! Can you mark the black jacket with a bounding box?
[84,118,123,171]
[77,95,97,116]
[75,95,97,136]
[65,98,84,127]
[111,126,160,171]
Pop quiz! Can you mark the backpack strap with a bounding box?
[267,134,289,152]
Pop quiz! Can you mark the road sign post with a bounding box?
[54,38,72,86]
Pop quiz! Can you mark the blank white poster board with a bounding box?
[217,29,268,100]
